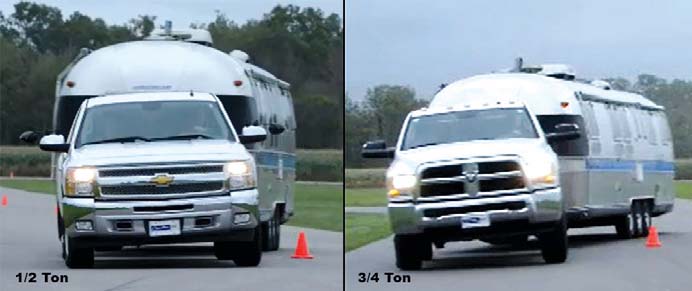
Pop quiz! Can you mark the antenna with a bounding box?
[513,57,523,72]
[164,20,172,35]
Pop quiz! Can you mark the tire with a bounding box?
[631,201,643,237]
[640,200,651,237]
[394,234,431,270]
[614,213,634,239]
[214,226,262,267]
[538,216,568,264]
[62,235,94,269]
[262,209,281,251]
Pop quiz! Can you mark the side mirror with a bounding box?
[19,131,40,144]
[38,134,69,153]
[268,123,286,135]
[239,126,267,144]
[546,123,581,142]
[361,140,395,159]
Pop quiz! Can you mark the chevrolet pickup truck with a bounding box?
[37,91,267,268]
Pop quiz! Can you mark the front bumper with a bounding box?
[60,189,259,247]
[388,187,563,239]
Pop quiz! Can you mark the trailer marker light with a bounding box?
[234,80,243,86]
[66,81,75,88]
[561,102,569,108]
[388,189,400,198]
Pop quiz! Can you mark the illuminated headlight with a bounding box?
[386,162,417,199]
[522,153,558,188]
[65,167,97,197]
[224,160,256,190]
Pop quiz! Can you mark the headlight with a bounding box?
[522,153,558,188]
[386,161,417,198]
[224,160,255,190]
[391,175,417,190]
[65,167,97,197]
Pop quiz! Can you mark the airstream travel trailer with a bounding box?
[362,63,674,270]
[22,29,296,267]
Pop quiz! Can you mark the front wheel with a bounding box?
[62,235,94,269]
[538,216,568,264]
[394,234,431,270]
[214,226,262,267]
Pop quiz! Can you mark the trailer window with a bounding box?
[647,111,658,145]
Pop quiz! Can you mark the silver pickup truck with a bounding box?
[362,102,578,270]
[37,91,268,268]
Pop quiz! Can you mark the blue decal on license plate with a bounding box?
[151,225,171,231]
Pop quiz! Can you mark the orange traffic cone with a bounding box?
[646,226,662,248]
[1,195,7,207]
[291,231,314,259]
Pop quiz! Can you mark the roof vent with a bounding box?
[590,80,612,90]
[229,50,250,63]
[536,64,575,80]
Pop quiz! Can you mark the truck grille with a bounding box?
[96,163,227,199]
[419,159,525,198]
[99,165,223,177]
[101,182,224,196]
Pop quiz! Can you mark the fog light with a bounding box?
[75,220,93,231]
[233,213,251,224]
[75,182,93,194]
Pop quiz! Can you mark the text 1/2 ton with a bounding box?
[16,272,68,283]
[358,272,411,283]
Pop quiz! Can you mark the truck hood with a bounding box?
[67,140,251,167]
[394,138,552,169]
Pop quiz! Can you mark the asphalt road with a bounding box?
[0,187,342,291]
[346,199,692,291]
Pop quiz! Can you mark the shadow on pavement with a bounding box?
[89,245,250,269]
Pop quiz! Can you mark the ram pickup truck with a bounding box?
[362,101,578,270]
[38,91,268,268]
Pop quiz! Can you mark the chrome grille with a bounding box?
[419,159,525,198]
[96,163,227,199]
[101,182,224,195]
[99,165,223,177]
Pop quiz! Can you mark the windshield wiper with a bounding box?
[150,134,215,141]
[407,142,441,150]
[81,136,151,146]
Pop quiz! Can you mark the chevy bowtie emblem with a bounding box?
[463,170,479,183]
[150,174,174,186]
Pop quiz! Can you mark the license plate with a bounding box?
[148,219,181,237]
[461,213,490,229]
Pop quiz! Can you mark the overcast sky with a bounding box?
[346,0,692,100]
[0,0,342,29]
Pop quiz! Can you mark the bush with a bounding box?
[0,146,51,176]
[676,160,692,180]
[346,168,386,188]
[296,149,343,182]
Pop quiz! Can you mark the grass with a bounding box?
[346,187,387,207]
[0,179,343,232]
[287,184,343,232]
[675,180,692,199]
[0,179,55,193]
[345,213,391,252]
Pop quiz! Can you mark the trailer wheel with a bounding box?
[615,213,634,238]
[262,208,281,251]
[639,200,651,237]
[538,216,568,264]
[631,201,643,237]
[394,234,430,270]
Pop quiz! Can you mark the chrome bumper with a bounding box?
[60,189,259,245]
[388,187,563,235]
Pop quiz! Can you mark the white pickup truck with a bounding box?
[37,91,268,268]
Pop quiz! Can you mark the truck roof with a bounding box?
[410,100,526,118]
[85,91,216,108]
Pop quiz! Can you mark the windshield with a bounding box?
[76,100,234,147]
[401,107,538,150]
